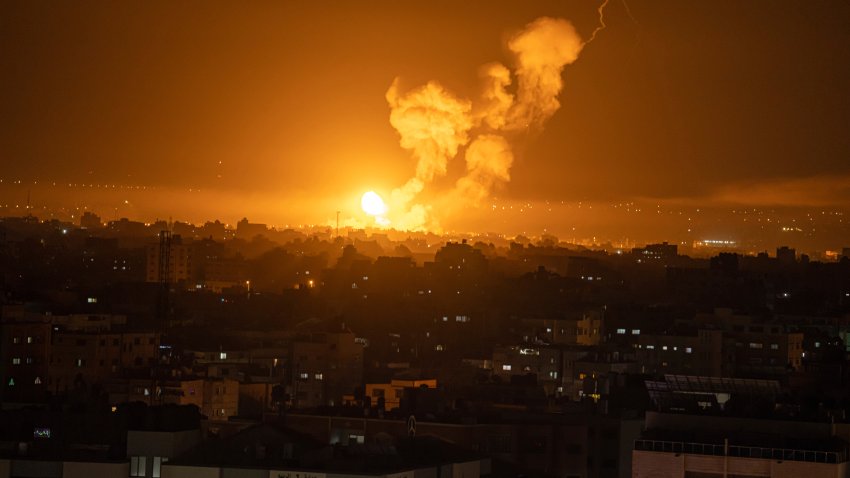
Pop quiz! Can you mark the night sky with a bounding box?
[2,1,849,233]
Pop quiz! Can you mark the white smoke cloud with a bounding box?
[456,135,514,205]
[505,17,584,130]
[385,79,474,183]
[384,15,594,230]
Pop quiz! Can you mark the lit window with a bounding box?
[299,372,309,379]
[130,456,147,477]
[632,329,641,335]
[314,373,323,380]
[749,343,763,349]
[646,345,655,350]
[616,328,626,334]
[662,346,668,351]
[685,347,693,354]
[87,297,97,303]
[26,336,33,344]
[34,377,42,384]
[12,337,19,344]
[435,344,444,351]
[815,342,821,348]
[219,352,227,360]
[25,357,33,364]
[770,344,779,350]
[12,358,21,365]
[502,364,512,371]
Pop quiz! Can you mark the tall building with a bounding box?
[0,314,51,402]
[289,325,364,408]
[145,234,197,284]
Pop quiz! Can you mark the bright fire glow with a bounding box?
[361,191,388,216]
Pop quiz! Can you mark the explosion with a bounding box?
[361,191,387,216]
[375,10,604,231]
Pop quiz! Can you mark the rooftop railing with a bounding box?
[634,439,846,464]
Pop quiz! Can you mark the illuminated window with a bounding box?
[12,337,19,344]
[130,456,147,477]
[502,365,512,371]
[770,344,779,350]
[616,328,626,334]
[11,358,20,365]
[219,352,227,360]
[646,345,655,350]
[26,336,33,344]
[299,372,309,380]
[435,344,444,351]
[314,373,323,380]
[685,347,693,354]
[662,346,668,351]
[632,329,641,335]
[749,343,763,349]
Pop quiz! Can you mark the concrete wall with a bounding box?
[452,461,480,478]
[10,459,63,478]
[127,429,202,457]
[162,464,221,478]
[63,461,129,478]
[221,468,266,478]
[632,450,685,478]
[632,449,847,478]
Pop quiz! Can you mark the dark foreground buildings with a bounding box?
[2,215,850,477]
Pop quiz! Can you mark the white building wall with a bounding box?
[62,461,129,478]
[162,464,221,478]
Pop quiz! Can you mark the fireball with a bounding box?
[361,191,388,216]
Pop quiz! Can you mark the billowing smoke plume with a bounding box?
[505,17,584,130]
[455,135,514,204]
[385,15,591,230]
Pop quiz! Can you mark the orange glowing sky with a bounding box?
[1,1,849,234]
